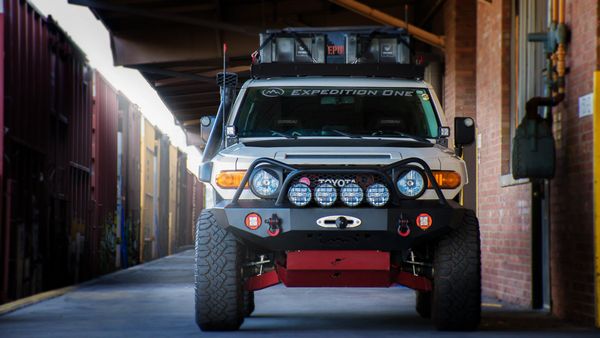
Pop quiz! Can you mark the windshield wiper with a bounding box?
[324,128,362,139]
[371,130,432,143]
[269,129,297,139]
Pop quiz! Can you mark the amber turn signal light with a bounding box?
[215,170,248,189]
[428,171,461,189]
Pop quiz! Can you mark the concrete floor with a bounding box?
[0,250,597,338]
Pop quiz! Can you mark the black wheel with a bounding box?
[415,291,431,318]
[432,209,481,331]
[194,210,244,331]
[244,290,255,317]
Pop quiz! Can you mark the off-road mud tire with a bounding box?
[432,209,481,331]
[194,210,244,331]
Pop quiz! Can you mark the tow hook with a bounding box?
[266,214,281,237]
[397,213,410,237]
[335,216,348,229]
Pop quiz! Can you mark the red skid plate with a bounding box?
[286,250,390,270]
[244,251,432,291]
[278,250,392,287]
[245,270,280,291]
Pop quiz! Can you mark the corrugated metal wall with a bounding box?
[157,133,170,258]
[118,95,141,268]
[179,169,203,248]
[0,0,203,304]
[168,145,177,254]
[140,118,156,262]
[91,71,118,274]
[1,0,93,301]
[190,172,204,244]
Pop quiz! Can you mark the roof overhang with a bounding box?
[68,0,443,149]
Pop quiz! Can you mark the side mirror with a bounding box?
[454,117,475,146]
[199,161,213,183]
[200,115,215,144]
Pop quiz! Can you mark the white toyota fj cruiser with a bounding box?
[195,27,480,332]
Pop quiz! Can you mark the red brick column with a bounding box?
[443,0,477,210]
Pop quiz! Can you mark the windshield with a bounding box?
[234,86,440,139]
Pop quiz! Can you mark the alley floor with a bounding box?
[0,250,597,338]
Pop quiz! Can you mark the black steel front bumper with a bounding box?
[211,199,467,251]
[211,157,469,251]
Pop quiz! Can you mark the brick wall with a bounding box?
[475,0,533,306]
[443,0,477,123]
[473,0,597,325]
[549,0,597,324]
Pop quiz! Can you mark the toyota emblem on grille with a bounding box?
[316,178,355,187]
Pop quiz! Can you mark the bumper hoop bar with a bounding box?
[231,157,448,206]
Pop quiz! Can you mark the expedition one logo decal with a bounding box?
[290,89,414,96]
[261,88,419,97]
[261,88,285,97]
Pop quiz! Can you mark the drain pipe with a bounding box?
[594,69,600,329]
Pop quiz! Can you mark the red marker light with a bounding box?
[245,213,262,230]
[416,213,433,230]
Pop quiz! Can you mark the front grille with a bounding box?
[289,173,387,190]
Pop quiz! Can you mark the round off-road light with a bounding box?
[340,183,364,207]
[288,183,312,207]
[366,183,389,207]
[314,183,338,207]
[244,213,262,230]
[397,169,426,198]
[250,168,280,199]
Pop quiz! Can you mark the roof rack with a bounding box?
[251,63,425,80]
[255,26,412,65]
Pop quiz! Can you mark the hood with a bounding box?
[218,139,457,170]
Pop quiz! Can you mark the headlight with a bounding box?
[396,169,426,198]
[314,183,337,207]
[288,183,312,207]
[366,183,389,207]
[250,168,280,198]
[340,183,364,207]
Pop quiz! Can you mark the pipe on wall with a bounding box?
[593,71,600,328]
[555,0,567,95]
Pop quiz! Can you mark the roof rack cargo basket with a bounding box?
[251,63,425,80]
[255,26,412,65]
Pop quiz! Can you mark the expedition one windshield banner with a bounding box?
[261,88,422,98]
